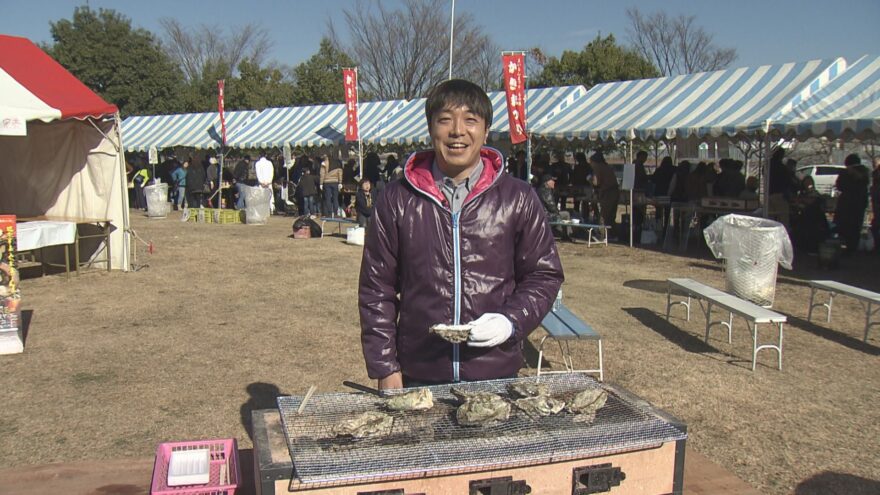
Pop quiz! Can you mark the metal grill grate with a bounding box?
[277,374,686,490]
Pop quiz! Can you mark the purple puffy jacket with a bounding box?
[358,147,564,383]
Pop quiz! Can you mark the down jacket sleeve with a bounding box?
[358,189,401,379]
[499,186,564,341]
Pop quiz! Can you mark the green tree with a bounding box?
[535,34,658,89]
[47,6,183,116]
[176,60,230,112]
[227,59,295,110]
[291,38,357,105]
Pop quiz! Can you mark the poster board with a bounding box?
[0,215,23,354]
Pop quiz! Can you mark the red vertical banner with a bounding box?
[343,68,359,141]
[218,79,226,145]
[502,53,527,144]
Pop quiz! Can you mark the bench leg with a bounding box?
[807,287,815,322]
[537,335,549,376]
[750,322,784,371]
[751,322,759,372]
[864,301,879,343]
[666,289,672,320]
[703,301,713,342]
[597,339,604,382]
[827,293,834,323]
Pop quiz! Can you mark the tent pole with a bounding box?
[115,113,131,271]
[761,123,772,218]
[526,135,532,183]
[358,138,364,183]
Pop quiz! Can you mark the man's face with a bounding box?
[430,105,488,173]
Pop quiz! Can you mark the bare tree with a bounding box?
[161,18,273,82]
[626,7,737,76]
[329,0,500,100]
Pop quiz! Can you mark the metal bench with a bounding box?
[807,280,880,342]
[538,302,603,381]
[319,217,358,237]
[666,278,787,371]
[548,221,609,247]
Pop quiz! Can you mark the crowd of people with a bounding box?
[519,146,878,254]
[124,143,879,255]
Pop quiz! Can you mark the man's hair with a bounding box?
[844,153,861,166]
[636,150,648,160]
[425,79,493,130]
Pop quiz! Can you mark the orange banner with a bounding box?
[502,53,527,144]
[343,68,359,141]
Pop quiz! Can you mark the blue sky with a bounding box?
[2,0,878,70]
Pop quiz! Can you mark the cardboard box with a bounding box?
[0,215,23,354]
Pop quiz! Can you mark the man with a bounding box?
[538,174,572,242]
[590,151,620,233]
[255,155,275,214]
[170,160,187,210]
[232,155,252,210]
[549,150,571,210]
[834,153,870,254]
[359,79,564,390]
[631,150,649,243]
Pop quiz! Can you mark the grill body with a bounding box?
[255,375,686,495]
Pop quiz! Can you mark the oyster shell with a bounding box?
[331,411,394,438]
[385,388,434,411]
[451,386,511,426]
[430,324,473,344]
[565,388,608,423]
[514,395,566,420]
[507,381,549,399]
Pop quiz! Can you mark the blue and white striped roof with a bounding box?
[121,110,258,151]
[770,55,880,138]
[362,86,587,146]
[531,58,846,142]
[226,99,405,149]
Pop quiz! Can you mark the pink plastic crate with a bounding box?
[151,438,240,495]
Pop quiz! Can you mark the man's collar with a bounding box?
[431,158,483,186]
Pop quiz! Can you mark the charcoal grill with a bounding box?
[268,374,686,494]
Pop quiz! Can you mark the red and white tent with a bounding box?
[0,34,129,270]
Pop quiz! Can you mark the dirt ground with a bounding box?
[1,210,878,495]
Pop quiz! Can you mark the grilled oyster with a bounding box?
[507,381,549,399]
[565,388,608,423]
[430,324,472,344]
[385,388,434,411]
[514,395,566,420]
[331,411,394,438]
[451,386,511,426]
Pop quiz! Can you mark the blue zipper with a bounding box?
[452,210,462,382]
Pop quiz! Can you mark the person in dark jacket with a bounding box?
[297,167,319,216]
[359,79,564,390]
[589,151,619,230]
[355,179,375,227]
[834,153,870,254]
[185,156,208,208]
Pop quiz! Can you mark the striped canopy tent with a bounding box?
[362,86,587,146]
[769,54,880,139]
[530,58,846,142]
[121,110,258,152]
[226,99,404,149]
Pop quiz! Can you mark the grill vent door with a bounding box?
[470,475,532,494]
[572,463,626,494]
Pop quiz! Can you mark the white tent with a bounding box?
[0,35,129,271]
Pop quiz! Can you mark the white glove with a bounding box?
[467,313,513,347]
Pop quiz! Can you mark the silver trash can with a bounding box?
[144,182,170,218]
[704,214,793,307]
[242,185,272,225]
